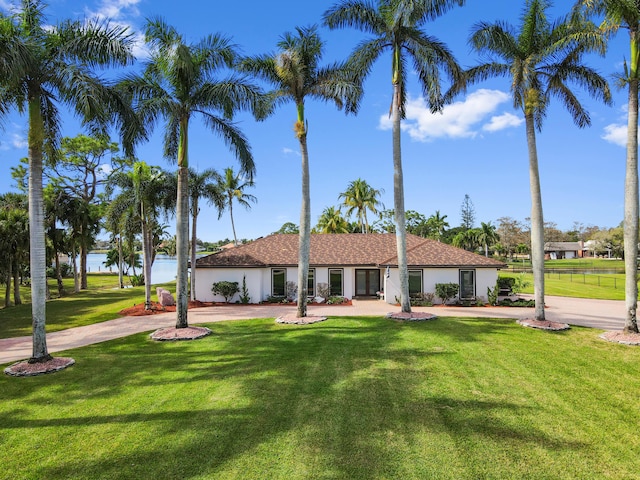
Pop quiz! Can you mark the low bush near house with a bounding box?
[211,281,240,303]
[435,283,459,305]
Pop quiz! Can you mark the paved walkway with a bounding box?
[0,296,627,365]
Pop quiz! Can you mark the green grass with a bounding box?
[507,258,625,270]
[1,316,639,479]
[500,271,631,300]
[0,274,175,339]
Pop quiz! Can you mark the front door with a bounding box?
[355,269,380,296]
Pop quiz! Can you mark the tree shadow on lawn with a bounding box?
[0,317,589,479]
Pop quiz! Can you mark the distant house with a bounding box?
[194,233,505,304]
[544,241,586,260]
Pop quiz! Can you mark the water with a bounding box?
[84,253,178,284]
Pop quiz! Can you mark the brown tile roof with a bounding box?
[196,233,505,269]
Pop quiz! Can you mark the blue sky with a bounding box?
[0,0,632,242]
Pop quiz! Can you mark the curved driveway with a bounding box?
[0,295,627,365]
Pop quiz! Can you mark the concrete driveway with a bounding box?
[0,295,627,365]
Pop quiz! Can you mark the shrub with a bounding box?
[129,273,145,287]
[239,275,251,304]
[265,295,289,304]
[435,283,459,305]
[498,298,535,307]
[512,273,531,294]
[327,296,347,305]
[487,282,499,306]
[211,281,240,303]
[410,292,434,306]
[497,276,516,292]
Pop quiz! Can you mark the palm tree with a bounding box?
[240,25,360,317]
[338,178,384,233]
[324,0,464,313]
[189,168,223,301]
[108,162,173,309]
[427,210,449,241]
[452,228,480,252]
[478,221,500,257]
[574,1,639,333]
[0,0,133,363]
[446,0,611,321]
[315,206,350,233]
[216,167,256,247]
[120,18,262,328]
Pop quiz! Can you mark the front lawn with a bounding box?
[1,316,638,479]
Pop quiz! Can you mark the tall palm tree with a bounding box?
[338,178,384,233]
[315,206,350,233]
[216,167,256,247]
[108,162,173,309]
[478,221,500,257]
[446,0,611,320]
[189,168,223,301]
[324,0,464,313]
[575,0,639,333]
[427,210,449,241]
[119,18,262,328]
[240,25,360,317]
[0,0,133,363]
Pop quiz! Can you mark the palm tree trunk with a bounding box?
[525,113,546,321]
[5,262,11,307]
[229,199,238,246]
[28,96,51,363]
[392,82,411,313]
[296,114,310,318]
[55,252,64,296]
[141,210,152,310]
[190,201,198,301]
[80,222,88,289]
[175,120,190,328]
[72,245,80,293]
[12,258,21,305]
[117,235,124,289]
[624,35,639,333]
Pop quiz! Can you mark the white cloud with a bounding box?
[11,133,27,149]
[379,89,520,142]
[483,112,523,132]
[282,147,299,156]
[602,123,628,147]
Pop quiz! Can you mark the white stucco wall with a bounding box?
[195,265,499,304]
[383,267,499,304]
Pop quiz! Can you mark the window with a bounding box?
[307,268,315,297]
[459,269,476,299]
[272,268,286,296]
[329,269,343,296]
[408,270,423,296]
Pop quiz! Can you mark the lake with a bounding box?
[85,253,178,284]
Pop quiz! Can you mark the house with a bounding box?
[194,233,506,304]
[544,241,586,260]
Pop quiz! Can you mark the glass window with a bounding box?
[272,268,286,296]
[459,270,476,299]
[329,269,343,296]
[307,268,315,297]
[409,270,423,296]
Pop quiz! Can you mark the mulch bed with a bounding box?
[120,300,214,316]
[149,326,212,341]
[4,357,75,377]
[517,319,570,331]
[599,331,640,346]
[386,312,438,321]
[275,314,328,325]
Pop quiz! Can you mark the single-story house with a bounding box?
[194,233,506,304]
[544,241,586,260]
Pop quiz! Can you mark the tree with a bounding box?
[217,167,256,246]
[0,193,29,307]
[497,216,527,260]
[452,228,480,252]
[426,210,449,241]
[460,194,476,230]
[240,25,360,317]
[273,222,299,234]
[189,168,222,301]
[446,0,611,320]
[324,0,464,313]
[0,0,133,363]
[46,134,128,290]
[315,206,350,233]
[575,0,640,333]
[338,178,384,233]
[108,162,173,309]
[120,18,263,328]
[478,221,499,257]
